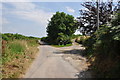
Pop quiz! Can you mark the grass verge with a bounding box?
[51,44,72,47]
[2,40,39,78]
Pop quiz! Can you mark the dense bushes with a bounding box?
[75,36,90,44]
[56,33,72,45]
[2,34,9,41]
[2,33,40,41]
[82,11,120,78]
[83,11,120,56]
[41,37,49,43]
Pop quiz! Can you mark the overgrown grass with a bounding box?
[2,39,39,78]
[52,44,72,47]
[9,41,25,54]
[2,40,26,64]
[27,40,38,46]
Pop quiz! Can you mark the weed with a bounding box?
[8,42,25,54]
[52,44,72,47]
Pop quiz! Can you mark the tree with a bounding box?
[81,2,120,78]
[111,10,120,41]
[46,12,77,45]
[78,1,114,35]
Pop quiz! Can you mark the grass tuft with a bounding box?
[2,39,39,78]
[8,41,25,54]
[52,44,72,47]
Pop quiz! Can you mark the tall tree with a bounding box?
[78,1,114,35]
[47,12,77,45]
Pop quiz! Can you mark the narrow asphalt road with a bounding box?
[24,44,79,78]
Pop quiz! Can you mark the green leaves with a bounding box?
[58,23,66,32]
[46,11,77,45]
[2,33,40,41]
[112,12,120,27]
[8,42,25,54]
[78,2,114,35]
[83,9,120,56]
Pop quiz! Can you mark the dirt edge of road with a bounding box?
[20,46,41,78]
[61,47,92,78]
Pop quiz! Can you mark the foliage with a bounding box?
[52,44,72,47]
[46,12,78,45]
[112,12,120,27]
[82,9,120,78]
[56,33,72,45]
[41,37,49,43]
[71,34,82,39]
[8,41,25,54]
[2,33,40,64]
[2,34,9,41]
[2,33,40,78]
[2,39,39,78]
[75,36,90,44]
[77,1,116,35]
[2,40,25,63]
[2,33,40,41]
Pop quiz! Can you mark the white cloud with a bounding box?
[4,2,54,27]
[80,8,89,11]
[66,6,75,13]
[0,3,2,10]
[10,2,36,11]
[2,18,10,24]
[12,10,53,26]
[3,0,118,2]
[2,0,31,2]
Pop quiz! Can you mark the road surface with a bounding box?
[24,44,80,78]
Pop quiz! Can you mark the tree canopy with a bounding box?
[77,1,115,35]
[46,12,77,45]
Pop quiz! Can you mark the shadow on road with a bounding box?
[53,49,96,78]
[39,40,96,78]
[53,49,85,57]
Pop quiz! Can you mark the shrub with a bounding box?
[8,41,25,54]
[2,40,26,64]
[2,34,9,41]
[83,25,120,78]
[41,37,49,43]
[75,36,90,44]
[56,33,72,45]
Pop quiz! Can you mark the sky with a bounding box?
[2,2,84,38]
[1,0,119,38]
